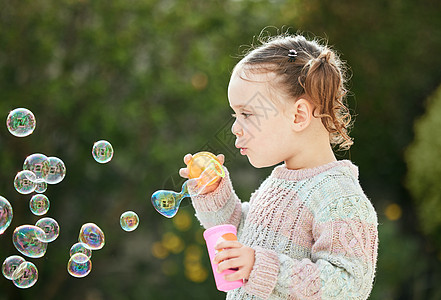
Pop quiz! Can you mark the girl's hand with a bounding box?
[213,240,255,281]
[179,153,225,195]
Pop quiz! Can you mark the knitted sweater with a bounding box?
[190,160,378,300]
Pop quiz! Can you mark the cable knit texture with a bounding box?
[191,160,378,300]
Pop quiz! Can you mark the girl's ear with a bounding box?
[292,98,313,132]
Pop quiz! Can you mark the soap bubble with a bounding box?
[35,217,59,243]
[78,223,105,250]
[67,253,92,278]
[92,140,113,163]
[2,255,25,280]
[14,170,37,194]
[29,194,50,216]
[12,261,38,288]
[35,181,47,193]
[12,225,48,258]
[120,211,139,232]
[6,108,36,137]
[23,153,50,183]
[45,157,66,184]
[70,242,92,259]
[0,196,13,234]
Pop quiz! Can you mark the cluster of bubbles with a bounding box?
[66,215,140,278]
[12,218,60,255]
[2,217,60,288]
[2,256,38,289]
[1,108,140,288]
[14,153,67,195]
[67,223,105,278]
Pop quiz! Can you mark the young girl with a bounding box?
[180,33,378,300]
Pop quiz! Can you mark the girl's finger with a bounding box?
[183,153,192,165]
[179,168,189,178]
[216,154,225,165]
[213,248,240,264]
[217,257,242,273]
[214,240,241,250]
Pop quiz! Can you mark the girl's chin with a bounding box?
[247,157,278,169]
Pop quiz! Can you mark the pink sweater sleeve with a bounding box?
[189,167,243,229]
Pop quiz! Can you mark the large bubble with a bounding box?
[29,194,50,216]
[45,157,66,184]
[0,196,13,234]
[69,242,92,259]
[2,255,25,280]
[78,223,105,250]
[120,211,139,232]
[92,140,114,163]
[12,261,38,288]
[12,225,48,258]
[14,170,37,194]
[6,108,36,137]
[35,217,59,243]
[23,153,50,183]
[67,253,92,278]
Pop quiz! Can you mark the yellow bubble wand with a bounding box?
[151,152,224,218]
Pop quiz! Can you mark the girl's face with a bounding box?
[228,67,298,168]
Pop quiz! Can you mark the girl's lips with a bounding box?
[235,143,247,155]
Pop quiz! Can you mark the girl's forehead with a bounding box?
[231,65,277,82]
[228,67,280,108]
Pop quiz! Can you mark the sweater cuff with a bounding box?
[244,246,280,299]
[189,166,233,212]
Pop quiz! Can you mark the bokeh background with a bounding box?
[1,0,441,299]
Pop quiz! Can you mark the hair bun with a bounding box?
[318,50,333,64]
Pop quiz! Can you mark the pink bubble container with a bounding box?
[203,224,244,292]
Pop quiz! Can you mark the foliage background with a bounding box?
[1,0,441,299]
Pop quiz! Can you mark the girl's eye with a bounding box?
[231,112,252,119]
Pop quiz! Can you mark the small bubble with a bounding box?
[78,223,105,250]
[45,157,66,184]
[6,108,36,137]
[29,194,50,216]
[67,253,92,278]
[70,242,92,259]
[120,211,139,232]
[35,181,47,193]
[35,217,59,243]
[2,255,25,280]
[23,153,50,183]
[12,261,38,288]
[0,196,13,234]
[12,225,48,258]
[14,170,37,194]
[92,140,114,164]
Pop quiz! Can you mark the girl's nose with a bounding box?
[231,120,243,137]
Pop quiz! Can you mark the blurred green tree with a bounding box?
[406,84,441,249]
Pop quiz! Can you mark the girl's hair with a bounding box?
[236,33,353,150]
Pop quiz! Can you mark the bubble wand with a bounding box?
[151,152,225,218]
